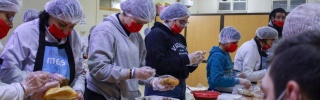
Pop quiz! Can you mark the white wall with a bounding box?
[75,0,99,37]
[247,0,272,13]
[308,0,320,3]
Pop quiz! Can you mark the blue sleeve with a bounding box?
[207,54,240,88]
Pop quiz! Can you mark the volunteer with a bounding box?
[234,26,278,82]
[207,26,251,93]
[85,0,177,99]
[144,3,205,100]
[0,0,86,99]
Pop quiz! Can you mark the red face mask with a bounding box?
[225,43,238,52]
[171,24,183,34]
[125,21,143,33]
[262,44,271,50]
[0,19,10,39]
[48,24,71,39]
[273,20,284,27]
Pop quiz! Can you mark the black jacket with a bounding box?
[145,22,197,79]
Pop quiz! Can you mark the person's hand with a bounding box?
[239,78,251,89]
[237,73,246,78]
[134,66,155,80]
[29,81,60,100]
[188,51,206,65]
[151,75,177,91]
[21,71,50,97]
[49,73,68,86]
[195,51,206,65]
[76,90,83,100]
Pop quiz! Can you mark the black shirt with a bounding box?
[145,22,196,79]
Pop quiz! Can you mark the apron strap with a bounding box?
[253,38,268,70]
[64,37,75,84]
[34,22,46,71]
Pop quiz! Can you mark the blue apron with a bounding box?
[33,26,76,84]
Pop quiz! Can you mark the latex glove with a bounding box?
[239,78,252,89]
[151,75,177,91]
[134,66,155,80]
[188,51,204,65]
[49,73,69,86]
[195,51,206,65]
[21,71,50,97]
[29,81,60,100]
[76,90,84,100]
[236,72,247,78]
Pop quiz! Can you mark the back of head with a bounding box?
[120,0,156,22]
[160,2,190,21]
[269,8,286,21]
[45,0,85,24]
[282,3,320,39]
[270,31,320,99]
[23,9,39,22]
[256,26,278,39]
[219,26,241,44]
[0,0,21,13]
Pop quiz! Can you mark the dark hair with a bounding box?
[269,8,286,21]
[269,31,320,99]
[38,10,50,33]
[254,36,267,44]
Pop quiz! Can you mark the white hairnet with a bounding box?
[283,3,320,39]
[219,26,241,44]
[45,0,85,24]
[0,0,21,13]
[144,27,151,36]
[160,2,190,21]
[23,9,39,22]
[256,26,278,39]
[120,0,156,22]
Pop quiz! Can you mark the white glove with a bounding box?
[188,51,206,65]
[76,90,84,100]
[20,71,50,97]
[151,75,177,91]
[195,51,206,65]
[239,78,251,89]
[134,66,155,80]
[49,73,69,86]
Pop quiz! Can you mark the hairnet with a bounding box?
[282,3,320,39]
[45,0,85,24]
[144,27,151,36]
[0,0,21,13]
[269,8,286,21]
[160,2,190,21]
[23,9,39,22]
[120,0,156,22]
[256,26,278,39]
[219,26,241,44]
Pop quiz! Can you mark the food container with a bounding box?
[191,91,220,100]
[135,96,179,100]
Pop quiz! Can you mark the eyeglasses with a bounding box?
[174,20,189,27]
[0,11,15,22]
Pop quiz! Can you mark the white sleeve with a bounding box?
[0,31,31,84]
[70,31,85,94]
[0,83,25,100]
[242,49,266,82]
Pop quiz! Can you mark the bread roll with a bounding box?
[161,78,179,87]
[44,86,78,100]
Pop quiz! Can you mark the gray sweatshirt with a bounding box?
[86,14,147,100]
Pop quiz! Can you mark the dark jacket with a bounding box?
[145,22,196,79]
